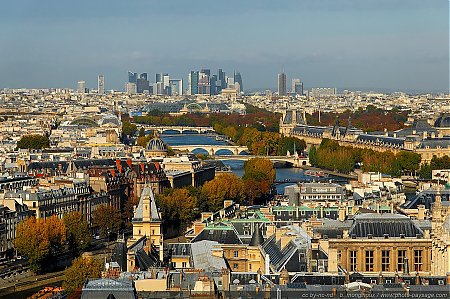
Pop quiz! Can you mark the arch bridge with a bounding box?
[138,125,215,134]
[214,155,310,167]
[171,145,249,156]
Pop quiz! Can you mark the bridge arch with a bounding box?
[191,148,209,155]
[215,149,234,156]
[161,129,181,134]
[182,129,200,134]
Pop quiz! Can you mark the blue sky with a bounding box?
[0,0,448,92]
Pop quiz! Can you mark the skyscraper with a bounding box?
[278,73,287,96]
[234,71,243,93]
[217,68,226,91]
[77,80,86,93]
[128,71,137,83]
[200,69,210,77]
[125,82,137,94]
[140,73,148,81]
[291,78,303,95]
[188,71,199,95]
[98,75,105,94]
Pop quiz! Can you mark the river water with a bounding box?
[160,133,342,194]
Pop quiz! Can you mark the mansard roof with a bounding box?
[349,213,423,238]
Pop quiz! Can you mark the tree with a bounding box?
[64,211,91,257]
[201,173,244,211]
[156,188,198,235]
[122,121,137,136]
[92,205,121,238]
[17,134,50,149]
[15,216,66,273]
[136,134,153,147]
[138,127,145,137]
[243,158,275,184]
[63,256,102,296]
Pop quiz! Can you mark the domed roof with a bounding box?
[434,113,450,128]
[98,114,121,127]
[146,137,167,152]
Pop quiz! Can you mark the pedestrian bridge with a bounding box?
[171,145,249,156]
[138,125,214,134]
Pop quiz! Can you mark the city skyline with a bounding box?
[0,0,449,93]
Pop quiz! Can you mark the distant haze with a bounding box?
[0,0,448,93]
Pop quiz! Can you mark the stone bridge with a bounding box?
[214,155,310,167]
[138,125,215,134]
[171,145,249,156]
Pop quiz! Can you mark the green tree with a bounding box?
[156,188,198,235]
[64,211,91,257]
[63,256,102,296]
[17,134,50,149]
[122,121,137,136]
[92,205,121,238]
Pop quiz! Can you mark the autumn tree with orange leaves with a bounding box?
[201,173,245,211]
[15,215,66,273]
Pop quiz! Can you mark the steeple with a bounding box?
[134,185,161,223]
[249,223,264,246]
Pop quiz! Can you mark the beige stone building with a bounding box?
[431,189,450,276]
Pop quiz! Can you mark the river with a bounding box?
[160,133,344,194]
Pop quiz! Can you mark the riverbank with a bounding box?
[299,165,357,180]
[0,270,65,298]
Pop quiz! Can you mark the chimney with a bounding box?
[417,205,426,220]
[265,254,270,275]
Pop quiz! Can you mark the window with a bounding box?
[350,251,357,271]
[414,250,423,271]
[382,250,390,272]
[365,250,374,272]
[233,263,238,270]
[398,250,407,272]
[234,251,239,258]
[249,264,252,270]
[337,250,342,265]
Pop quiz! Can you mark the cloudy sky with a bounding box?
[0,0,448,92]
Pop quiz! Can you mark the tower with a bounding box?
[98,74,105,94]
[127,185,163,261]
[278,73,287,96]
[77,80,86,93]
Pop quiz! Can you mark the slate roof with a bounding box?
[192,226,242,244]
[81,278,136,299]
[356,134,404,147]
[133,185,160,222]
[418,137,450,149]
[349,213,423,238]
[190,240,227,272]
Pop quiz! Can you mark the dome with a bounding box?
[146,137,167,152]
[98,114,121,127]
[434,114,450,128]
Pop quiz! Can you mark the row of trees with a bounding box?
[305,106,409,132]
[17,134,50,149]
[309,139,422,177]
[419,155,450,179]
[156,158,275,236]
[15,205,121,273]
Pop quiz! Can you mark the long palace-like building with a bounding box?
[280,110,450,163]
